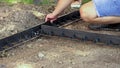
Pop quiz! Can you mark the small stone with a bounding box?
[11,53,15,56]
[39,44,43,47]
[0,17,4,20]
[6,53,10,57]
[32,11,45,17]
[15,63,33,68]
[69,60,76,65]
[26,44,33,48]
[71,62,75,65]
[38,52,45,58]
[74,50,90,57]
[58,61,63,64]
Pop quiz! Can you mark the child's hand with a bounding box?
[45,13,58,23]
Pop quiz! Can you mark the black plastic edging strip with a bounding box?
[0,24,43,51]
[0,10,119,51]
[41,25,120,45]
[0,11,80,51]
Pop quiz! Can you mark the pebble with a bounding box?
[74,50,90,57]
[39,44,43,47]
[32,11,45,19]
[38,52,45,58]
[58,61,63,64]
[69,60,76,65]
[26,44,33,48]
[11,53,15,56]
[0,17,4,20]
[71,62,75,65]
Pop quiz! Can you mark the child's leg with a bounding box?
[80,1,120,24]
[89,16,120,24]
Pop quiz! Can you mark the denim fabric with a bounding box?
[93,0,120,17]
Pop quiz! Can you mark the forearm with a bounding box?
[52,0,73,16]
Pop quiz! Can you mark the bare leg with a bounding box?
[80,1,120,24]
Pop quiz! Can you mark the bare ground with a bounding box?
[0,3,120,68]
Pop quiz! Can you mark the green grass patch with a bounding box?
[42,0,49,4]
[82,0,91,4]
[0,0,33,4]
[0,0,91,5]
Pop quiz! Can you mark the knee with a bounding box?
[79,6,96,22]
[80,7,92,22]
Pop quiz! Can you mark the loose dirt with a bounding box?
[0,3,120,68]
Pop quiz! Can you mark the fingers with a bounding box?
[45,15,49,22]
[50,18,57,23]
[45,13,57,23]
[45,17,48,22]
[45,17,54,23]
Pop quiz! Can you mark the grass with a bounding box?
[0,0,33,4]
[83,0,91,4]
[0,0,91,5]
[42,0,49,4]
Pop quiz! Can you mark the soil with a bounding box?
[0,3,120,68]
[0,3,73,39]
[63,20,120,36]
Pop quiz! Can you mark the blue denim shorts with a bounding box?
[93,0,120,17]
